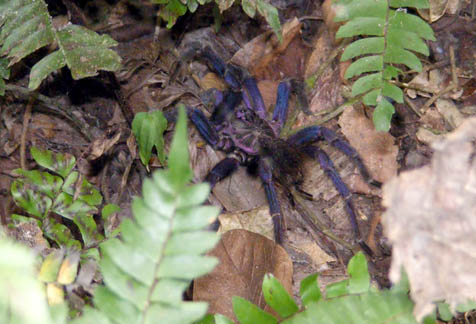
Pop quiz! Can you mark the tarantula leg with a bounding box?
[258,159,284,244]
[288,126,381,187]
[272,81,291,131]
[242,77,267,119]
[301,146,373,253]
[205,157,240,188]
[211,91,242,125]
[189,109,219,147]
[199,46,241,90]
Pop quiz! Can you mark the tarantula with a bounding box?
[183,45,379,249]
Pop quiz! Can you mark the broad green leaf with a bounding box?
[168,104,193,189]
[38,249,65,283]
[347,252,370,294]
[100,253,149,309]
[158,255,218,279]
[455,299,476,313]
[233,296,278,324]
[160,0,188,28]
[145,301,208,324]
[384,46,422,71]
[336,17,385,39]
[383,82,403,103]
[256,0,282,42]
[73,213,104,247]
[102,204,121,219]
[29,51,66,90]
[299,273,321,306]
[373,98,395,131]
[389,10,435,40]
[283,290,418,324]
[334,0,387,21]
[44,219,81,249]
[341,37,384,61]
[437,302,452,321]
[262,274,299,318]
[70,306,111,324]
[389,0,430,8]
[188,0,199,12]
[94,286,142,324]
[132,110,168,167]
[383,65,402,79]
[363,89,381,106]
[30,147,76,178]
[52,192,97,220]
[241,0,256,17]
[13,169,62,199]
[344,55,383,79]
[387,29,429,56]
[325,279,349,298]
[11,180,52,218]
[351,72,382,96]
[56,25,121,79]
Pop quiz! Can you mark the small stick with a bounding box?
[20,95,36,170]
[420,46,459,114]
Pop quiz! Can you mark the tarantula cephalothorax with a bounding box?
[185,46,379,249]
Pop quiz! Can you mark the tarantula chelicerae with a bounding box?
[184,46,379,249]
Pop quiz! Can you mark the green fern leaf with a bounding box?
[72,106,220,324]
[0,0,121,90]
[335,0,434,131]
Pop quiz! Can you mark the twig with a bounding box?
[20,95,36,170]
[404,95,422,117]
[420,46,459,114]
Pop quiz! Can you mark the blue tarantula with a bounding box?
[182,45,380,251]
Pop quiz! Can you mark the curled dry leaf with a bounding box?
[417,0,449,22]
[383,117,476,319]
[193,229,293,321]
[338,106,398,190]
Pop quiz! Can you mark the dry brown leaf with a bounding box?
[418,0,449,22]
[338,106,398,187]
[383,117,476,319]
[193,229,293,321]
[218,205,274,240]
[230,18,302,78]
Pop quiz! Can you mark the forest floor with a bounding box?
[1,0,475,322]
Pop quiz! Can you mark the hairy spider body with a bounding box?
[186,46,378,248]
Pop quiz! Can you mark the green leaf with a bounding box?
[344,55,383,79]
[0,234,55,324]
[373,98,395,131]
[241,0,256,17]
[455,299,476,313]
[347,252,370,294]
[437,302,452,321]
[389,0,430,9]
[262,274,299,318]
[389,9,435,41]
[29,51,66,90]
[132,110,168,167]
[11,180,52,218]
[325,279,349,298]
[30,147,76,178]
[336,17,385,38]
[233,296,278,324]
[282,290,418,324]
[334,0,387,21]
[351,72,382,96]
[299,273,321,306]
[102,204,121,219]
[383,82,403,103]
[168,104,193,189]
[38,249,65,283]
[256,0,282,42]
[341,37,384,61]
[384,46,422,71]
[56,25,121,79]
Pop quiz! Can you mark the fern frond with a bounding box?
[335,0,435,131]
[0,0,121,90]
[71,106,220,324]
